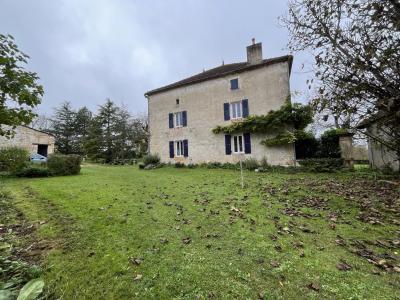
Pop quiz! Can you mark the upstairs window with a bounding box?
[230,101,242,119]
[230,78,239,90]
[175,112,183,127]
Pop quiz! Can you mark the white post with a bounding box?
[239,154,244,189]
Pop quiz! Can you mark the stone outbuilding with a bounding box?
[357,113,399,172]
[145,40,294,165]
[0,125,55,157]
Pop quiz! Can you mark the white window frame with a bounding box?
[230,101,242,119]
[232,135,244,154]
[176,140,184,157]
[175,112,183,128]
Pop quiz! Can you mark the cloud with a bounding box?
[0,0,310,116]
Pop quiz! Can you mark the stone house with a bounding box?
[0,125,55,157]
[145,41,294,165]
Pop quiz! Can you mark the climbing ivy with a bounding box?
[212,102,313,146]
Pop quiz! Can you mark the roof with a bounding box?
[145,55,293,97]
[21,125,55,137]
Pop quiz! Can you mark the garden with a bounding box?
[0,164,399,299]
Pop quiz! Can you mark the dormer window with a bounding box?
[230,78,239,90]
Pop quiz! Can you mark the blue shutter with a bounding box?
[244,133,251,154]
[182,111,187,127]
[169,141,174,158]
[169,113,174,128]
[224,103,230,121]
[225,135,232,155]
[183,139,189,157]
[242,99,249,118]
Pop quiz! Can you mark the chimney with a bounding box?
[246,38,263,64]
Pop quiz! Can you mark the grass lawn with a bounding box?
[1,165,399,299]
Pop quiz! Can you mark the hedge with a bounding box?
[0,147,29,173]
[47,154,82,176]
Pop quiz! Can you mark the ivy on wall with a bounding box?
[212,102,313,146]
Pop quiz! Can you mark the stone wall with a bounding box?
[147,60,295,165]
[0,126,55,155]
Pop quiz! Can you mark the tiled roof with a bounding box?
[145,55,293,97]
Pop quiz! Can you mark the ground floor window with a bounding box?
[232,135,244,153]
[176,140,184,156]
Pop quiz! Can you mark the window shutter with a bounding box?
[169,113,174,128]
[224,103,230,121]
[182,111,187,127]
[225,135,232,155]
[242,99,249,118]
[169,141,174,158]
[183,139,189,157]
[244,133,251,154]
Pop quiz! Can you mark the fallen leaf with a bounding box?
[270,260,280,268]
[336,261,352,271]
[133,274,142,281]
[182,237,191,244]
[130,257,142,266]
[307,282,320,292]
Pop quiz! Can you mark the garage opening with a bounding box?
[37,144,48,157]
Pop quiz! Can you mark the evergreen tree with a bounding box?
[51,102,77,154]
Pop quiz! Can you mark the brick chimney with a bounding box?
[246,38,263,64]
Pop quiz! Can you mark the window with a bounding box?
[176,140,184,156]
[175,112,183,127]
[230,78,239,90]
[176,98,180,105]
[232,135,244,153]
[230,101,242,119]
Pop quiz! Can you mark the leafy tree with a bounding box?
[0,34,44,137]
[281,0,400,157]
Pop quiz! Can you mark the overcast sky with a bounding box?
[0,0,312,116]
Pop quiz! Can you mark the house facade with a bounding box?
[0,125,55,157]
[145,41,295,165]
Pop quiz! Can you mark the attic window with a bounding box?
[230,78,239,90]
[176,99,180,105]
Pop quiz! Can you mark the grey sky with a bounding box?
[0,0,312,116]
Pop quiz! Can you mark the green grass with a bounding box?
[1,165,399,299]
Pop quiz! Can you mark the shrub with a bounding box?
[241,158,259,170]
[174,162,185,168]
[16,166,50,178]
[299,158,343,172]
[0,147,29,173]
[47,154,82,176]
[143,154,160,166]
[138,163,145,169]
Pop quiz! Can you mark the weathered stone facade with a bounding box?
[0,125,55,156]
[146,42,295,165]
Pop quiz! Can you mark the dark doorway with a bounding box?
[37,144,48,157]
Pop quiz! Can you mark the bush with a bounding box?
[0,147,29,173]
[16,166,50,178]
[47,154,82,176]
[138,163,145,169]
[143,154,160,166]
[241,158,259,170]
[299,158,343,172]
[174,162,185,168]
